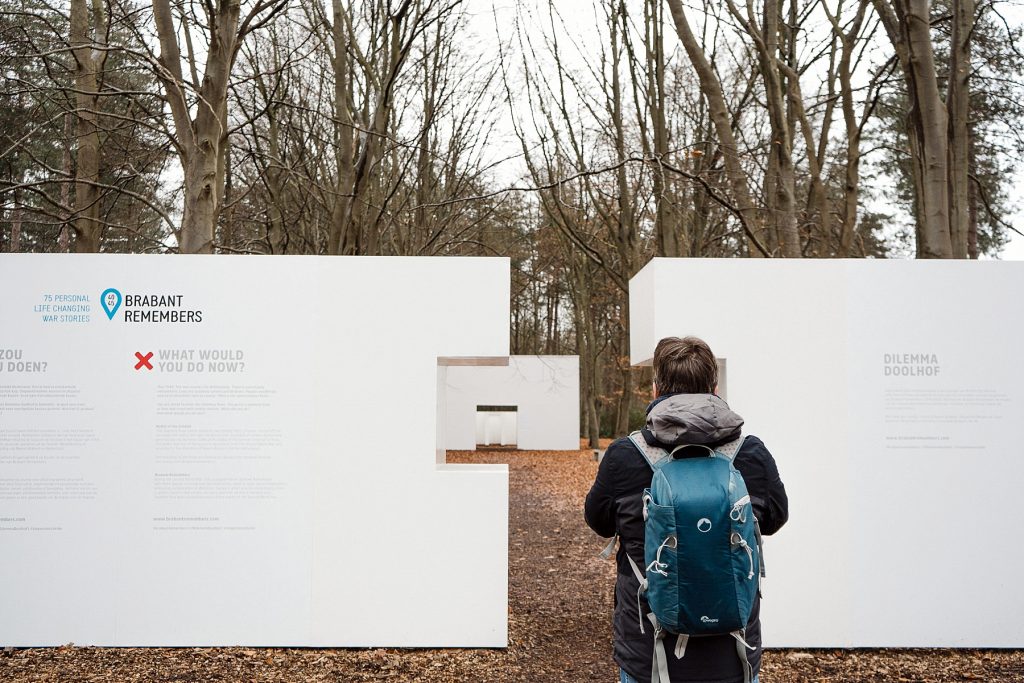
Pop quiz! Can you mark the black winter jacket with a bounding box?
[585,396,788,683]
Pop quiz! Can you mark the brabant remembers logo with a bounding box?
[101,288,122,320]
[100,287,203,323]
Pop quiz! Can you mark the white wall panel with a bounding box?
[0,255,509,647]
[629,258,1024,647]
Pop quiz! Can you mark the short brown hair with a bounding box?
[653,336,717,395]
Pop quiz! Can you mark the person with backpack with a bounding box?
[585,336,788,683]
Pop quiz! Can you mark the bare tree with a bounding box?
[666,0,769,256]
[872,0,955,257]
[69,0,106,251]
[325,0,466,255]
[946,0,973,257]
[151,0,287,253]
[1,0,174,253]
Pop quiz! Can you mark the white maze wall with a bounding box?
[630,258,1024,647]
[444,356,580,451]
[0,255,509,647]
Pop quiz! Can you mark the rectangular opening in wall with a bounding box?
[475,405,518,449]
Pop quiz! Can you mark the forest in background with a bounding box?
[2,0,1023,443]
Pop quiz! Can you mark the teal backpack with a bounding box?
[617,431,764,683]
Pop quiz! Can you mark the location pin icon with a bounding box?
[101,288,122,320]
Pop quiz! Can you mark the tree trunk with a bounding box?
[70,0,104,253]
[967,129,979,259]
[328,0,355,255]
[330,2,413,256]
[832,0,870,257]
[153,0,248,254]
[59,112,73,252]
[729,0,800,256]
[904,0,952,258]
[214,100,230,251]
[614,293,632,436]
[180,152,220,253]
[179,24,235,254]
[874,0,953,257]
[266,104,287,254]
[610,7,637,275]
[221,130,236,253]
[414,26,439,253]
[947,0,973,258]
[572,259,602,449]
[667,0,765,256]
[615,360,632,436]
[581,390,590,447]
[574,290,597,448]
[10,190,21,253]
[646,0,680,257]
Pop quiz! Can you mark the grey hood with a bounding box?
[645,393,743,446]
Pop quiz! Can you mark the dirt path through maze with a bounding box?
[1,447,1022,681]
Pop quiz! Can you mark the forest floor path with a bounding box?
[1,446,1021,681]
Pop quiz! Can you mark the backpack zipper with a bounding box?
[730,495,751,521]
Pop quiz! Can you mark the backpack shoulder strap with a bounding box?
[713,434,748,463]
[627,430,670,470]
[629,431,749,468]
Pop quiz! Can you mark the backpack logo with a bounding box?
[700,615,719,624]
[697,518,712,533]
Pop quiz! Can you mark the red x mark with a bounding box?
[134,351,154,370]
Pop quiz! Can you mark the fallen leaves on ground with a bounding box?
[2,448,1022,682]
